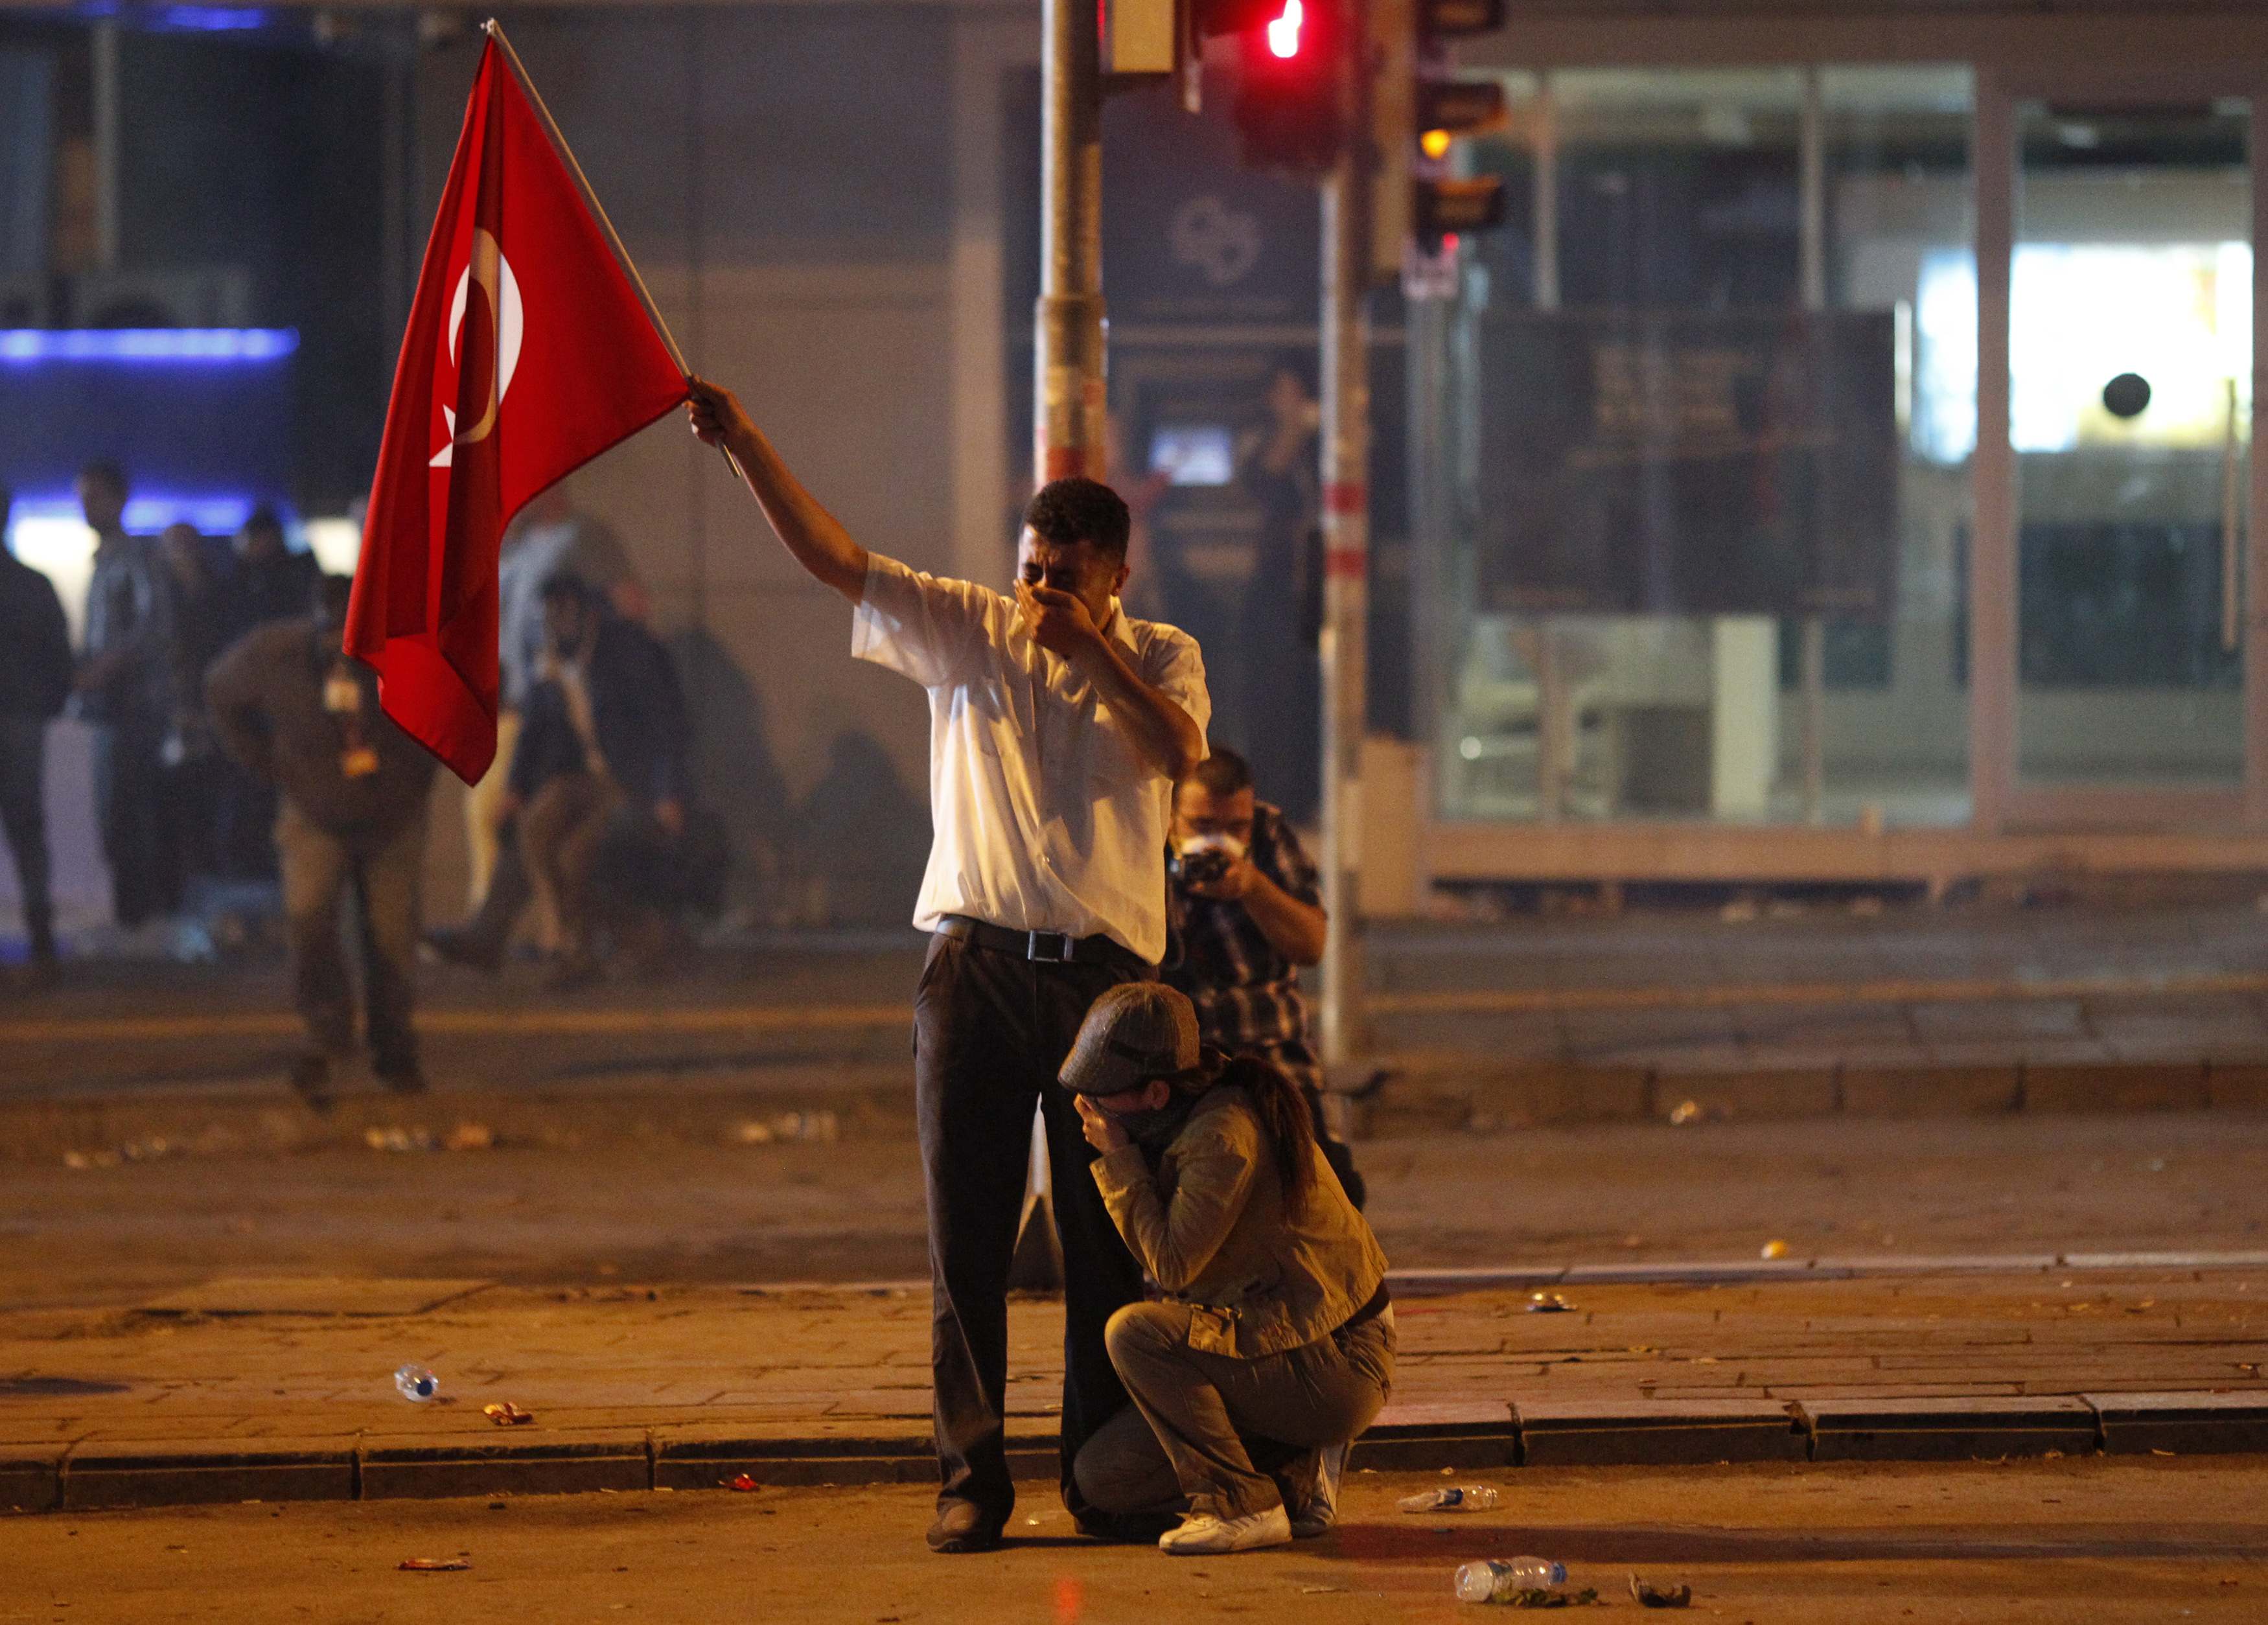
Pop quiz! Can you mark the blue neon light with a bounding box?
[8,494,275,536]
[155,6,268,30]
[0,329,299,364]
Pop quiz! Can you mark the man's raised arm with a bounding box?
[686,377,869,604]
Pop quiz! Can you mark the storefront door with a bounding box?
[1974,65,2268,831]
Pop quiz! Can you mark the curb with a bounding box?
[1356,1055,2268,1139]
[9,1053,2268,1166]
[8,1391,2266,1516]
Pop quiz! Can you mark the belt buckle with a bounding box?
[1027,930,1073,963]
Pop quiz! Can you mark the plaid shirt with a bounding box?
[1165,801,1323,1090]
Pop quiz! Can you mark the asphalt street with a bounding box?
[8,1460,2263,1624]
[6,1113,2265,1307]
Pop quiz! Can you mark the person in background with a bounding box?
[1062,983,1392,1555]
[1165,747,1364,1207]
[71,459,179,929]
[430,571,687,989]
[1234,362,1323,824]
[0,484,74,978]
[211,507,316,881]
[221,505,319,644]
[206,576,437,1109]
[464,487,647,911]
[156,522,229,890]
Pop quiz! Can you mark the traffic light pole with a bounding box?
[1316,115,1371,1068]
[1036,0,1108,483]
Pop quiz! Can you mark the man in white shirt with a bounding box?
[687,379,1211,1556]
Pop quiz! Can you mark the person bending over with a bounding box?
[1063,982,1394,1556]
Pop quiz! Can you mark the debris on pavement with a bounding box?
[445,1122,496,1152]
[1629,1576,1693,1609]
[481,1401,535,1426]
[1400,1486,1499,1512]
[393,1363,439,1403]
[1667,1100,1730,1126]
[1759,1238,1790,1260]
[397,1558,472,1572]
[732,1111,840,1146]
[1527,1291,1575,1313]
[364,1126,436,1154]
[726,1473,761,1492]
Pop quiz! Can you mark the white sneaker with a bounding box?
[1286,1442,1348,1539]
[1157,1504,1293,1556]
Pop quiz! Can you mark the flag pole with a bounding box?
[483,19,748,483]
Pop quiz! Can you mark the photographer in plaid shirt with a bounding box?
[1164,748,1365,1207]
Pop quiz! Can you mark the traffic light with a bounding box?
[1201,0,1348,176]
[1385,0,1509,257]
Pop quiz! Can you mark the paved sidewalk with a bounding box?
[5,1256,2265,1513]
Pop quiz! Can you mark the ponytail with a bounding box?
[1216,1054,1317,1219]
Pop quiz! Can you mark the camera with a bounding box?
[1169,846,1234,888]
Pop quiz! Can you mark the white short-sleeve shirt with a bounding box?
[851,552,1210,965]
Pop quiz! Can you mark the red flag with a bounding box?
[347,33,688,783]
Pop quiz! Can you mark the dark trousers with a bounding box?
[276,802,424,1074]
[91,716,177,927]
[914,930,1151,1522]
[0,717,53,954]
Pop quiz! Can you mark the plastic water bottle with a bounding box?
[1455,1559,1568,1604]
[393,1363,439,1403]
[1398,1484,1499,1513]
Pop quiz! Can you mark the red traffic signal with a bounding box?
[1219,0,1345,175]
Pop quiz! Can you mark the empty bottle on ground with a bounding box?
[1454,1558,1568,1603]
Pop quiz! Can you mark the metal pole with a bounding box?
[1531,75,1566,822]
[1035,0,1107,485]
[1010,0,1108,1293]
[1318,143,1372,1068]
[1799,66,1828,825]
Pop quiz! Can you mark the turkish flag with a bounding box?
[347,35,688,783]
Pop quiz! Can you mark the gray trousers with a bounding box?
[276,803,424,1074]
[1074,1299,1395,1522]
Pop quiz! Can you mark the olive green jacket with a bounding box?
[1092,1084,1388,1359]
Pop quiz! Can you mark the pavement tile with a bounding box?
[358,1428,652,1500]
[0,1442,65,1512]
[2206,1061,2268,1109]
[1516,1397,1805,1466]
[1647,1068,1839,1120]
[2022,1061,2210,1112]
[2086,1390,2268,1455]
[1839,1065,2021,1117]
[62,1436,357,1510]
[1798,1394,2098,1460]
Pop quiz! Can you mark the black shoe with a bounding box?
[1075,1509,1180,1544]
[376,1060,428,1096]
[288,1053,334,1112]
[926,1501,1006,1554]
[422,925,503,975]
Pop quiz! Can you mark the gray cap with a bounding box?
[1058,982,1202,1097]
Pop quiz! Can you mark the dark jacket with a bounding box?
[223,549,321,646]
[0,553,73,722]
[205,618,435,840]
[510,617,689,806]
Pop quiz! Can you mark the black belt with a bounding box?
[936,914,1146,971]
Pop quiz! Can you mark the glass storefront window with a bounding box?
[1422,65,1976,829]
[2011,100,2251,790]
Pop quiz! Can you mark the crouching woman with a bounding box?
[1061,983,1394,1556]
